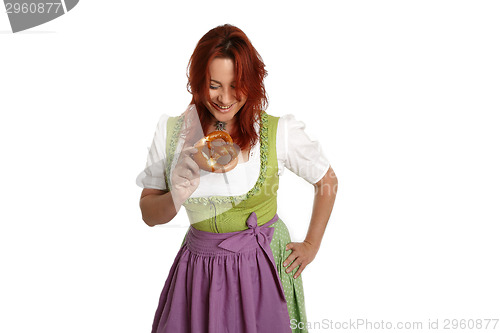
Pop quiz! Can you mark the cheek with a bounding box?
[208,90,217,102]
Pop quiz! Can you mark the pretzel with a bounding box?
[191,131,239,173]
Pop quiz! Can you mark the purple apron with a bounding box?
[151,212,292,333]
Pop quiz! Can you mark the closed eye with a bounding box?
[210,85,236,89]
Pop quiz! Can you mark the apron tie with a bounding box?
[217,212,287,302]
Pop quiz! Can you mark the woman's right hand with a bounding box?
[170,146,200,208]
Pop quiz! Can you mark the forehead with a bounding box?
[209,58,235,82]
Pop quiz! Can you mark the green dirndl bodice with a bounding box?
[164,111,310,332]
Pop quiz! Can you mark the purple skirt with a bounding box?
[151,212,292,333]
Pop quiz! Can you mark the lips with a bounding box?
[212,102,235,113]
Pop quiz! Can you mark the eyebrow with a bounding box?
[210,79,236,85]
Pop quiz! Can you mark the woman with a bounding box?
[137,24,338,333]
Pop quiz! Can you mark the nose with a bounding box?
[217,87,233,105]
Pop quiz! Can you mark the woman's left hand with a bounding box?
[283,241,320,279]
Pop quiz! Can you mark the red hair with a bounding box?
[186,24,268,151]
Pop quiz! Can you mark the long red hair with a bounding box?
[186,24,268,151]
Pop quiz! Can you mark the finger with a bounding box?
[173,182,189,190]
[183,155,200,175]
[171,172,191,187]
[178,148,200,169]
[181,146,199,155]
[176,167,193,179]
[178,147,198,165]
[286,258,302,274]
[190,176,200,187]
[173,178,190,188]
[293,263,307,279]
[171,172,188,183]
[175,156,199,179]
[283,251,298,268]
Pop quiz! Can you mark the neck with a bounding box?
[211,115,237,132]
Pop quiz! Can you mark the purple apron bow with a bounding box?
[217,212,287,302]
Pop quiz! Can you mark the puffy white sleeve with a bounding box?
[135,114,169,190]
[276,114,330,184]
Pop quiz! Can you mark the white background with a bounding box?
[1,1,499,332]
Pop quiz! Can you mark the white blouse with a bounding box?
[136,113,330,198]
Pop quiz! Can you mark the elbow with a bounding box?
[140,210,156,227]
[139,200,159,227]
[139,190,175,227]
[141,214,170,227]
[140,208,172,227]
[142,215,156,227]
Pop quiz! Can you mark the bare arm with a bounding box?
[283,166,338,278]
[139,189,179,227]
[139,147,201,227]
[304,166,338,250]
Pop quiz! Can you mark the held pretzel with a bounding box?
[191,131,239,173]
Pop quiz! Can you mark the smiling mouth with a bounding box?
[213,102,235,111]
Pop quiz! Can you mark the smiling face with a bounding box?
[204,57,247,126]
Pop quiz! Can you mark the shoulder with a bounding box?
[156,113,185,133]
[275,113,306,132]
[276,113,321,150]
[262,113,306,140]
[264,113,302,123]
[154,113,170,128]
[261,111,288,130]
[262,111,279,122]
